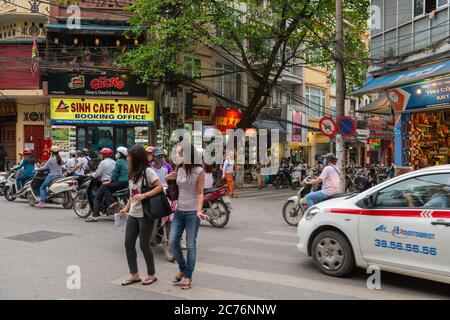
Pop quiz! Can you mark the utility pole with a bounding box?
[335,0,345,192]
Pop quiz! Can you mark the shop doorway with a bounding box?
[24,125,44,160]
[0,124,16,165]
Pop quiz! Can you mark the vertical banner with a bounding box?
[292,111,302,142]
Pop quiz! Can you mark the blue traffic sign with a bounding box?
[337,116,356,136]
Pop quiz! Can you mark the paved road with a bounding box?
[0,186,449,300]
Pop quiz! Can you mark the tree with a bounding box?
[120,0,369,128]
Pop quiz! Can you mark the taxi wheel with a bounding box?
[311,230,355,277]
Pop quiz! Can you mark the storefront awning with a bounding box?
[252,120,287,134]
[356,94,391,115]
[352,59,450,95]
[45,24,130,35]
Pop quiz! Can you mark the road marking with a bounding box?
[110,278,265,300]
[208,246,301,264]
[242,237,296,247]
[266,230,297,238]
[194,263,433,300]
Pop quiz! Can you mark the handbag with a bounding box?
[141,168,171,219]
[166,179,179,201]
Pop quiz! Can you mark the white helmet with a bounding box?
[116,146,128,157]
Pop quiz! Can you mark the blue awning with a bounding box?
[252,120,287,134]
[352,59,450,95]
[46,24,129,34]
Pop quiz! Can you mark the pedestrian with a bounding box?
[222,150,235,197]
[119,144,163,286]
[166,142,209,290]
[0,146,7,171]
[35,146,63,207]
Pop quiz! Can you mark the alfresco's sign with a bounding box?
[50,98,154,125]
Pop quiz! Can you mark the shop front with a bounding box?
[49,98,154,157]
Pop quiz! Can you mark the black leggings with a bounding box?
[125,216,156,275]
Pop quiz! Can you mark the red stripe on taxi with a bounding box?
[328,208,450,218]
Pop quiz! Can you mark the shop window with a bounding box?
[76,127,86,150]
[88,126,113,151]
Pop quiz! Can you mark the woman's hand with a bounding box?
[119,207,128,218]
[132,193,147,201]
[166,172,177,181]
[197,210,209,221]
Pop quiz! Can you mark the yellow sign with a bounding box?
[50,98,154,125]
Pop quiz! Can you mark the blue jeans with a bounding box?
[306,190,329,207]
[16,172,34,191]
[39,175,62,202]
[169,210,201,279]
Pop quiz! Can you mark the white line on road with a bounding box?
[208,246,301,264]
[266,230,298,238]
[194,263,434,300]
[110,278,265,300]
[242,237,296,247]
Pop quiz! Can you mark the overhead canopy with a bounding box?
[352,59,450,95]
[252,120,287,134]
[45,24,129,35]
[356,94,391,115]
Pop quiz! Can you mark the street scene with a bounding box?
[0,0,450,305]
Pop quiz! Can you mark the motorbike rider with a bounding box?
[35,146,63,207]
[14,148,35,192]
[304,153,340,208]
[64,151,78,174]
[85,148,116,222]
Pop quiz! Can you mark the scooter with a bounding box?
[73,177,129,218]
[282,173,319,226]
[3,170,33,201]
[0,171,9,196]
[24,170,78,208]
[203,185,232,228]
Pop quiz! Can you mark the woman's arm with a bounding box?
[132,178,163,201]
[196,170,208,220]
[119,198,132,217]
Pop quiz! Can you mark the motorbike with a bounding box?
[272,165,291,189]
[203,185,232,228]
[0,171,9,196]
[23,170,78,208]
[73,177,129,218]
[282,173,320,226]
[3,170,33,201]
[290,166,305,190]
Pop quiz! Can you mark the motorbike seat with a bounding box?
[204,187,221,194]
[49,176,75,186]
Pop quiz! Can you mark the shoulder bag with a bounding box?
[141,168,171,219]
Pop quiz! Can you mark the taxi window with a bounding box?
[373,173,450,209]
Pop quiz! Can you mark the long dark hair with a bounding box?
[179,142,201,178]
[128,145,148,183]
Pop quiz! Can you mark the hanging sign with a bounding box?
[213,107,242,132]
[50,98,155,125]
[319,116,337,137]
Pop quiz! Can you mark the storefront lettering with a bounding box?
[90,77,125,90]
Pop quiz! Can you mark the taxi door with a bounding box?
[358,173,450,278]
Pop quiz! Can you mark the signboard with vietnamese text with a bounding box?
[50,98,155,125]
[213,107,242,132]
[48,72,147,97]
[386,76,450,112]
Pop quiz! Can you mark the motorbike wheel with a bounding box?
[282,200,302,226]
[73,191,91,218]
[26,192,35,206]
[4,186,15,201]
[162,224,176,262]
[62,191,74,209]
[208,200,230,228]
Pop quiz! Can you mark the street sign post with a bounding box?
[337,116,356,136]
[319,116,337,138]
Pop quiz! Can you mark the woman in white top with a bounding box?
[166,142,209,290]
[119,145,163,286]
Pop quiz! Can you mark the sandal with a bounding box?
[181,278,192,290]
[121,278,141,286]
[85,217,98,222]
[172,272,184,283]
[142,276,158,286]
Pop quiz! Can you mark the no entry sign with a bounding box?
[319,116,337,137]
[337,116,356,136]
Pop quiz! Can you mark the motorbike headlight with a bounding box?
[304,206,321,220]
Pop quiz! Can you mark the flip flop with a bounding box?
[142,277,158,286]
[85,217,98,222]
[172,273,184,283]
[121,278,141,286]
[181,279,192,290]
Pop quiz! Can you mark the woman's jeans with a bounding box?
[305,190,329,207]
[39,175,62,202]
[124,216,156,275]
[169,210,201,279]
[16,172,34,191]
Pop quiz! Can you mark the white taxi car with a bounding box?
[297,165,450,284]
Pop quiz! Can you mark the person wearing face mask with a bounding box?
[86,148,117,222]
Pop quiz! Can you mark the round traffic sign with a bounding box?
[319,116,337,137]
[337,116,356,136]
